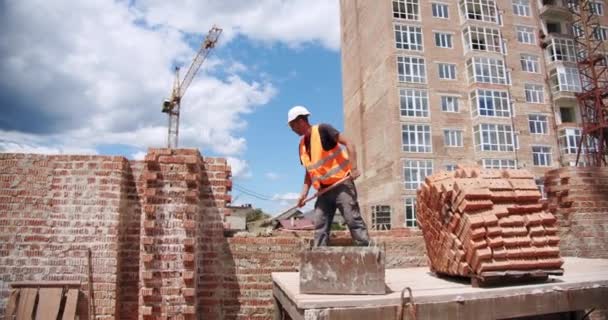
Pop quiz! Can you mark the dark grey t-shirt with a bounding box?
[303,123,340,158]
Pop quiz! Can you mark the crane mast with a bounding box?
[162,26,222,148]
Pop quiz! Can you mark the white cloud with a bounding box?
[0,0,278,157]
[226,156,251,179]
[272,192,300,201]
[133,0,340,50]
[265,172,281,180]
[131,151,147,160]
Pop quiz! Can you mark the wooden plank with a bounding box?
[4,289,20,318]
[325,306,398,320]
[15,288,37,320]
[35,288,63,320]
[11,281,81,288]
[61,289,79,320]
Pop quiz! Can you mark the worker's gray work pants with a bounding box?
[313,179,370,247]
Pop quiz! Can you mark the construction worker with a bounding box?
[287,105,370,247]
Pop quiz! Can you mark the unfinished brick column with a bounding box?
[545,167,608,258]
[139,149,203,318]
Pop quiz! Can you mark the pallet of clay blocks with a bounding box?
[417,165,564,287]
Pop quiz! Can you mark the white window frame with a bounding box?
[432,3,449,18]
[460,0,498,23]
[470,89,511,117]
[438,63,457,80]
[512,0,531,16]
[528,114,548,134]
[532,145,552,166]
[402,124,432,153]
[591,1,605,16]
[462,25,503,53]
[435,32,453,48]
[535,178,547,199]
[474,123,515,152]
[444,129,464,147]
[394,24,423,51]
[547,37,577,62]
[481,159,517,169]
[520,54,540,73]
[467,56,507,84]
[371,205,392,230]
[525,83,545,103]
[559,128,582,154]
[400,89,429,117]
[403,159,433,190]
[393,0,420,20]
[594,26,608,41]
[445,164,457,171]
[516,26,536,44]
[441,96,459,112]
[397,56,427,83]
[404,197,417,228]
[550,67,581,92]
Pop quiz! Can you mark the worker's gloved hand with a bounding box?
[350,168,361,180]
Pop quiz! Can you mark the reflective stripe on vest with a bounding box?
[299,125,351,190]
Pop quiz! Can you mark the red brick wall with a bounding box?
[0,153,130,319]
[545,167,608,258]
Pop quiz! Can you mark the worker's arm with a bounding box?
[297,170,312,207]
[337,133,360,180]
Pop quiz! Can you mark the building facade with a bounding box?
[339,0,608,230]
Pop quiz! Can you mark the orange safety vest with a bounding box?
[299,125,351,190]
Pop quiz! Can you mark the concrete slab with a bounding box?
[272,257,608,320]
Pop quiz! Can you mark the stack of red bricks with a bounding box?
[417,166,563,278]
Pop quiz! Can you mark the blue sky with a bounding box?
[0,1,344,214]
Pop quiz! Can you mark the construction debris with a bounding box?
[417,166,563,286]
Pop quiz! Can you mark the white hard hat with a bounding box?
[287,105,311,123]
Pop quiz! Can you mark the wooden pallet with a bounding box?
[434,269,564,288]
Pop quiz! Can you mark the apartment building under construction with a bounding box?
[340,0,608,230]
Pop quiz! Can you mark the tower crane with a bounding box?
[162,26,222,148]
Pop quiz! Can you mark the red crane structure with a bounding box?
[569,0,608,166]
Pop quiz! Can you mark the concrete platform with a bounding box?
[272,257,608,320]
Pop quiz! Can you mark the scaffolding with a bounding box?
[569,0,608,166]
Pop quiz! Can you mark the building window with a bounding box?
[402,124,432,152]
[460,0,498,23]
[560,107,576,123]
[481,158,517,169]
[444,129,464,147]
[559,128,581,154]
[404,198,417,228]
[393,0,420,20]
[441,96,459,112]
[395,24,423,51]
[529,114,548,134]
[516,26,535,44]
[445,164,457,171]
[400,89,429,117]
[525,84,545,103]
[474,123,515,152]
[467,57,507,84]
[463,26,502,53]
[546,21,562,34]
[594,26,608,41]
[550,67,581,92]
[520,54,540,73]
[470,89,510,117]
[547,38,576,62]
[371,205,392,230]
[432,3,449,18]
[591,1,605,15]
[435,32,453,48]
[512,0,531,16]
[532,146,552,166]
[438,63,457,80]
[397,56,426,83]
[535,178,547,199]
[404,159,433,190]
